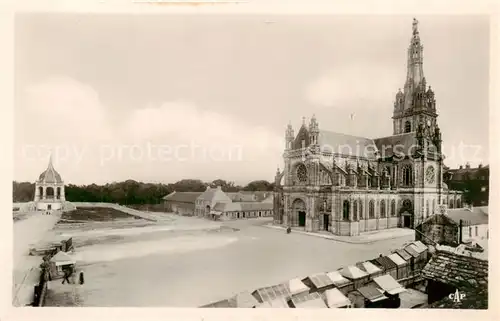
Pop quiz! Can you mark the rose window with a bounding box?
[297,164,308,183]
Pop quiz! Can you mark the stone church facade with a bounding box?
[273,18,462,236]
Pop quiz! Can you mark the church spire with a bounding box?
[47,152,54,170]
[403,18,425,110]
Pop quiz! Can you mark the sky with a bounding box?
[14,14,490,185]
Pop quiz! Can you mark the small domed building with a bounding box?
[34,155,66,211]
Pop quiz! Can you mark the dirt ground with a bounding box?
[60,207,143,222]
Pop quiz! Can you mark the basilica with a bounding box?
[273,19,463,236]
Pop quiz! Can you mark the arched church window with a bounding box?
[402,165,413,186]
[432,199,436,214]
[359,200,363,219]
[296,164,308,183]
[353,201,358,221]
[426,200,430,218]
[369,200,375,219]
[380,200,386,218]
[343,200,350,221]
[404,121,411,133]
[391,200,396,216]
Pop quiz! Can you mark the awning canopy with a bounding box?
[255,296,289,308]
[358,261,383,275]
[290,292,327,308]
[252,284,291,303]
[294,297,328,308]
[373,274,406,295]
[302,273,334,289]
[395,248,412,261]
[49,251,75,266]
[404,244,420,257]
[339,265,368,280]
[287,278,310,295]
[411,241,428,253]
[324,288,351,308]
[372,256,397,270]
[229,291,259,308]
[326,270,352,287]
[357,283,387,302]
[388,253,407,266]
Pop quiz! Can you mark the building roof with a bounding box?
[318,130,378,159]
[373,132,418,159]
[446,207,489,226]
[446,165,489,181]
[373,274,406,295]
[162,191,202,203]
[38,156,63,184]
[421,247,488,290]
[419,213,458,228]
[226,192,257,202]
[198,187,233,203]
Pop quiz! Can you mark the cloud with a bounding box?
[304,63,401,109]
[15,77,284,184]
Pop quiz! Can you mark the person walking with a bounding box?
[61,269,71,284]
[79,271,85,285]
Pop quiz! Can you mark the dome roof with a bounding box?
[38,156,63,184]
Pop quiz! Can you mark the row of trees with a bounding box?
[12,179,275,205]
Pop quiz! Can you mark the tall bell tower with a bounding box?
[393,18,438,135]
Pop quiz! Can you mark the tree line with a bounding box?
[12,179,275,205]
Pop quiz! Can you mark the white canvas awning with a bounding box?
[339,266,368,280]
[293,297,328,308]
[287,278,310,295]
[326,270,351,286]
[359,261,382,275]
[387,253,407,266]
[411,241,428,253]
[324,288,351,308]
[373,274,406,295]
[50,251,75,266]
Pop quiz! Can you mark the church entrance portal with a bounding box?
[298,211,306,227]
[323,214,329,231]
[47,204,52,210]
[292,198,307,228]
[403,214,411,228]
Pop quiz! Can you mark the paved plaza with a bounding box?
[43,216,415,307]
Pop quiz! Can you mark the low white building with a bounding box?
[446,206,488,242]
